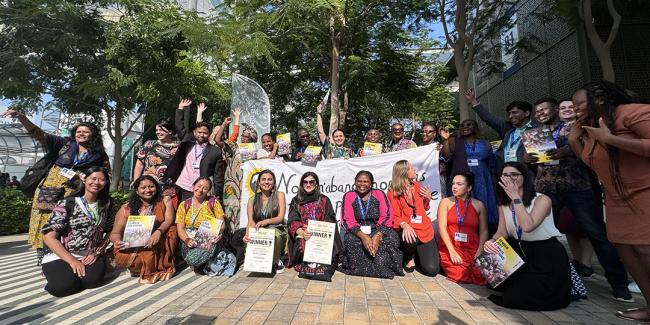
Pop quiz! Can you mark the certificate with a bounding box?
[243,228,276,273]
[303,220,336,265]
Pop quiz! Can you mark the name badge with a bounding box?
[544,160,559,166]
[504,149,517,162]
[360,225,371,235]
[59,168,76,180]
[467,159,479,167]
[411,215,423,224]
[192,161,200,169]
[454,232,468,242]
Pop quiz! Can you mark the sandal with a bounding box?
[615,308,650,322]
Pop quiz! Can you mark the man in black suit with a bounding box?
[163,99,225,202]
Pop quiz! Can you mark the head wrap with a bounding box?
[241,124,258,143]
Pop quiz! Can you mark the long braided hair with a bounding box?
[581,81,640,206]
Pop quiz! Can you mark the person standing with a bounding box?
[385,123,417,152]
[531,97,631,301]
[291,128,313,161]
[442,119,499,235]
[388,160,440,276]
[316,101,355,159]
[0,109,110,264]
[133,118,178,185]
[464,89,537,173]
[163,100,224,202]
[569,81,650,322]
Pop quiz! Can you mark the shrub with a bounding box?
[0,188,32,235]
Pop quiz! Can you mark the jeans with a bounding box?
[547,190,629,291]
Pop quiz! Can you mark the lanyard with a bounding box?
[405,188,417,218]
[510,204,523,241]
[193,143,205,161]
[78,197,98,223]
[552,122,565,141]
[508,131,521,148]
[356,193,372,221]
[189,199,204,226]
[455,196,471,230]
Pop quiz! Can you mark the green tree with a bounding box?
[0,0,269,189]
[218,0,442,135]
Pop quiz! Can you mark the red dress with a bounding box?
[438,198,486,285]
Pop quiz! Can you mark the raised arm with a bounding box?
[196,103,207,123]
[176,99,192,140]
[316,103,328,145]
[1,109,50,145]
[465,89,511,138]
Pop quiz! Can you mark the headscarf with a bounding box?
[241,124,258,143]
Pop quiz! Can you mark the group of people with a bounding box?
[1,79,649,321]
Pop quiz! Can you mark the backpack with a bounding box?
[20,142,70,197]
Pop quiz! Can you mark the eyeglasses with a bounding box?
[501,173,522,179]
[303,180,316,185]
[391,128,404,133]
[422,130,435,134]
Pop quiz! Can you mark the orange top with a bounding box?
[388,181,434,243]
[228,125,240,143]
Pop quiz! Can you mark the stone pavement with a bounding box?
[0,235,645,324]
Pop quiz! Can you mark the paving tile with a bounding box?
[193,307,225,317]
[318,304,343,323]
[238,310,270,324]
[211,318,239,325]
[290,312,319,325]
[217,302,252,319]
[301,295,324,303]
[345,284,365,298]
[250,300,277,312]
[368,306,396,323]
[304,282,326,296]
[283,288,305,298]
[267,303,298,322]
[297,302,321,314]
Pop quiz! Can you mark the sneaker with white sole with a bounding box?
[613,286,634,303]
[275,261,285,274]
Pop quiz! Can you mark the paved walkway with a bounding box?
[0,235,645,324]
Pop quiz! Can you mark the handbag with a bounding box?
[20,143,70,197]
[297,261,337,282]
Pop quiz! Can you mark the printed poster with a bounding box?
[362,142,382,156]
[474,236,525,287]
[122,215,155,249]
[521,127,558,164]
[194,217,223,251]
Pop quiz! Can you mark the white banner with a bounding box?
[238,145,441,228]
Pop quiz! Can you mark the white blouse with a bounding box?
[501,194,561,241]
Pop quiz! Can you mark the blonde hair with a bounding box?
[390,160,411,197]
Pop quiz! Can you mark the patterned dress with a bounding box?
[340,190,404,279]
[322,139,355,159]
[385,139,417,152]
[135,140,179,183]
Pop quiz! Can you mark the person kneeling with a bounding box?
[41,167,113,297]
[110,175,177,284]
[484,162,570,311]
[437,173,488,284]
[286,172,342,281]
[176,177,233,276]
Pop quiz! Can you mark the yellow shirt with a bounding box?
[175,198,225,229]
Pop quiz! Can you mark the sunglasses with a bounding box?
[392,128,404,133]
[422,130,435,134]
[303,180,316,185]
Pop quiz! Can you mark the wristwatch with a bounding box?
[513,198,523,205]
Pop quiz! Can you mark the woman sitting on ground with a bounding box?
[41,167,114,297]
[243,170,288,273]
[287,172,342,280]
[176,177,230,275]
[110,175,177,284]
[484,162,570,310]
[437,173,488,284]
[340,171,404,278]
[388,160,439,276]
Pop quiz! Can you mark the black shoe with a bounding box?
[404,265,415,273]
[572,260,594,277]
[613,286,635,303]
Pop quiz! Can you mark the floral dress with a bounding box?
[136,140,179,183]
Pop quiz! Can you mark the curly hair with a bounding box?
[71,122,104,153]
[128,175,161,214]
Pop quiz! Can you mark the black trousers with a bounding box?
[42,257,106,297]
[401,236,440,277]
